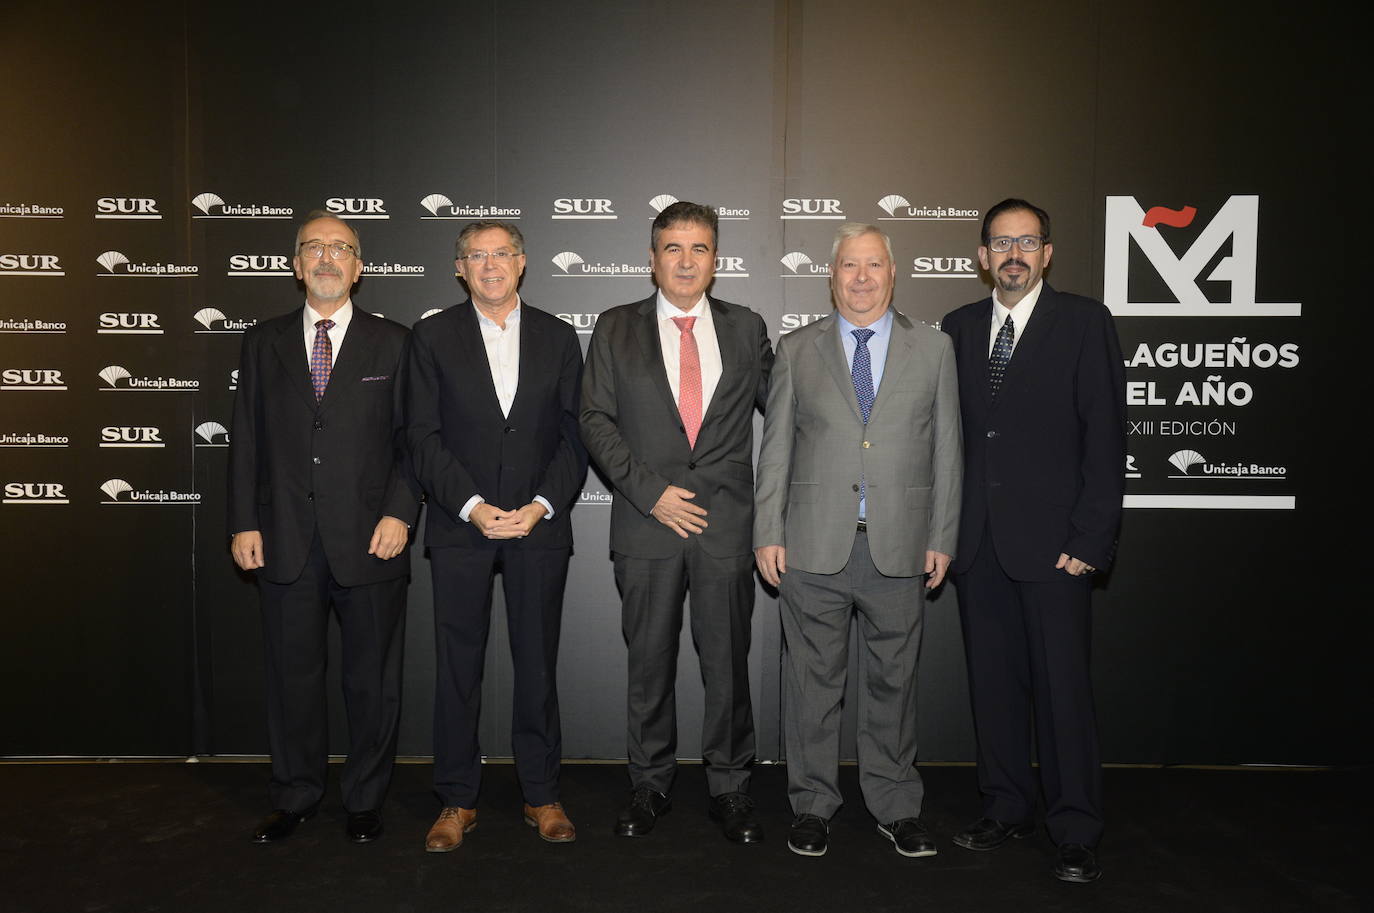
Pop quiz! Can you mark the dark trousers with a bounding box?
[430,544,570,808]
[614,541,755,797]
[955,526,1104,846]
[258,532,406,814]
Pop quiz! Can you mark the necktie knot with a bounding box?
[852,327,874,346]
[672,316,696,335]
[316,319,335,332]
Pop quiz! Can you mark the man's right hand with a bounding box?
[231,530,265,571]
[754,545,787,587]
[651,485,709,538]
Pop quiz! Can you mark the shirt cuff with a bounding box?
[533,495,554,520]
[459,495,484,523]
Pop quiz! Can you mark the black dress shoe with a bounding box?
[614,786,671,837]
[952,816,1035,851]
[878,818,937,857]
[709,792,764,844]
[787,814,829,857]
[252,807,315,844]
[1053,843,1103,883]
[345,809,383,843]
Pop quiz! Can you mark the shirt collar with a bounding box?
[305,298,353,331]
[656,291,709,322]
[472,297,522,329]
[993,279,1043,326]
[836,307,894,340]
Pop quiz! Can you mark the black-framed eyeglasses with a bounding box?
[298,240,358,260]
[987,235,1045,253]
[460,250,520,264]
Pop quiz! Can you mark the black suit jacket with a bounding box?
[405,300,587,550]
[942,283,1126,581]
[580,294,773,560]
[227,307,419,587]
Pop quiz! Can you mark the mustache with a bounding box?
[999,259,1028,271]
[312,265,343,278]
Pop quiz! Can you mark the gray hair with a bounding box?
[455,221,526,259]
[830,222,893,262]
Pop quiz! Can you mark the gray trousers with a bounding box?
[779,530,925,822]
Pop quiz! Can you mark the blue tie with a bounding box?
[851,328,875,518]
[851,328,875,422]
[988,315,1014,399]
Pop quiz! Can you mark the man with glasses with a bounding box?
[406,221,586,852]
[941,199,1126,883]
[229,211,419,845]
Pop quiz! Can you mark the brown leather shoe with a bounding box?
[425,806,477,853]
[523,802,576,843]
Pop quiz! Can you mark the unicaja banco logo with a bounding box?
[550,251,648,278]
[195,421,229,446]
[191,192,292,219]
[553,252,584,274]
[780,252,829,278]
[419,194,521,220]
[193,308,256,333]
[1169,450,1205,475]
[1104,195,1300,317]
[98,365,199,392]
[96,250,197,278]
[649,194,678,213]
[100,477,201,505]
[877,195,979,221]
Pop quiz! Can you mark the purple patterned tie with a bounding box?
[310,319,334,402]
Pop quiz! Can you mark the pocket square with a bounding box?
[361,375,391,382]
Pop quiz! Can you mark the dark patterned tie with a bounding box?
[851,328,875,423]
[310,319,335,402]
[988,314,1014,399]
[851,327,875,515]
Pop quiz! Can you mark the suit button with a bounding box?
[313,457,321,465]
[986,430,999,439]
[504,426,515,434]
[862,441,871,449]
[313,421,323,430]
[852,483,860,492]
[307,492,314,501]
[688,461,696,470]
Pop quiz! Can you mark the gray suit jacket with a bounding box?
[754,309,962,577]
[580,294,773,559]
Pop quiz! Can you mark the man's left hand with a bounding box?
[368,516,409,560]
[925,550,952,589]
[1056,553,1096,576]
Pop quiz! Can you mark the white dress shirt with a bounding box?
[988,279,1044,356]
[656,291,723,415]
[459,299,553,523]
[303,299,353,366]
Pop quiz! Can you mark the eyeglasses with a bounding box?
[460,250,520,264]
[987,235,1045,253]
[298,240,358,260]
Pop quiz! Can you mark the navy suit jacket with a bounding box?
[942,283,1126,581]
[405,300,587,550]
[227,307,419,587]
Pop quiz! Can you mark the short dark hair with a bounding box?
[295,209,361,257]
[455,221,525,259]
[651,201,718,250]
[980,198,1051,246]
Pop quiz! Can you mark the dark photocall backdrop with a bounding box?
[1,1,1359,765]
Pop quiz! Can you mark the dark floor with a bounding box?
[0,761,1363,913]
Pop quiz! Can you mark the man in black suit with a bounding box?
[229,211,419,845]
[580,201,773,844]
[406,221,586,852]
[941,199,1126,883]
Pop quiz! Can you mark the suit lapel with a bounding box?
[997,284,1059,404]
[318,309,375,412]
[271,308,317,409]
[634,296,680,419]
[698,298,742,437]
[454,301,505,418]
[868,311,913,426]
[814,316,864,424]
[508,301,539,420]
[972,299,994,408]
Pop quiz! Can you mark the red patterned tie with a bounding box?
[672,316,702,448]
[310,318,334,402]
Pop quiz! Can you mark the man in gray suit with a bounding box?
[581,201,773,844]
[754,223,961,858]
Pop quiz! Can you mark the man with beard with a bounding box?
[941,199,1126,883]
[229,211,418,845]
